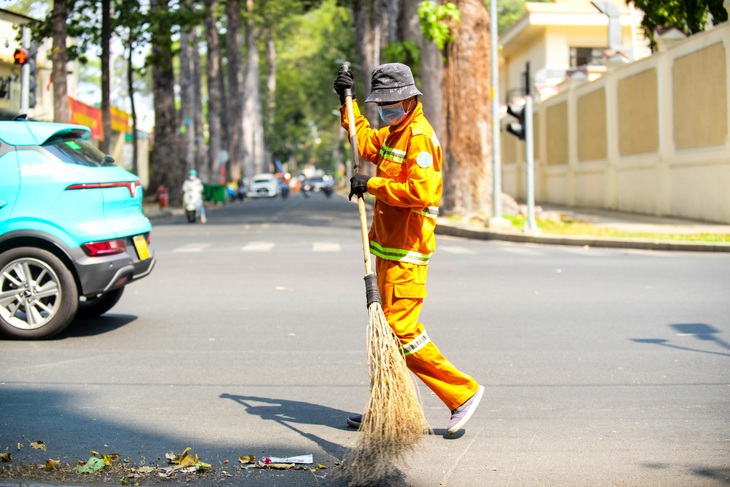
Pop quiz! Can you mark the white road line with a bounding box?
[312,242,341,252]
[440,245,476,254]
[172,243,212,253]
[499,246,544,256]
[241,241,275,252]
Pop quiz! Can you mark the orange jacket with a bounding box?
[341,100,442,265]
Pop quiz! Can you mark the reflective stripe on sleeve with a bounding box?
[412,206,439,219]
[400,331,431,357]
[379,144,407,163]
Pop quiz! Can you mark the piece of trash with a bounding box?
[45,458,61,471]
[137,466,156,474]
[78,456,106,474]
[238,455,255,464]
[90,450,120,466]
[0,453,11,462]
[30,441,46,451]
[264,454,313,464]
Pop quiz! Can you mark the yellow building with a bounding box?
[499,0,730,223]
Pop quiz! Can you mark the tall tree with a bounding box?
[51,0,69,122]
[242,0,265,176]
[99,0,112,154]
[148,0,181,202]
[204,0,224,183]
[440,0,492,216]
[226,0,244,182]
[192,27,207,180]
[179,16,196,175]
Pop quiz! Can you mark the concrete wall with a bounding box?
[502,22,730,223]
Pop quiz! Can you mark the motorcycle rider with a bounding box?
[182,169,206,223]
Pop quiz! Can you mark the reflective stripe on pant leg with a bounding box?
[377,258,480,411]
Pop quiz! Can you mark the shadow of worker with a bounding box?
[219,394,351,459]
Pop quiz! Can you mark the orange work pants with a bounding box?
[376,258,480,411]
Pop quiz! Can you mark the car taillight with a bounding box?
[66,181,141,197]
[81,239,126,256]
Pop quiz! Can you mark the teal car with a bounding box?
[0,117,155,339]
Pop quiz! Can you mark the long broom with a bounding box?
[343,84,429,486]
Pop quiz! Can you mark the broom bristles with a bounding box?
[347,302,430,486]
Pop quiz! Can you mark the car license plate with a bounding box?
[133,235,151,260]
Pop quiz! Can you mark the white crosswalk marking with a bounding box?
[312,242,341,252]
[241,241,275,252]
[173,243,212,253]
[440,245,476,254]
[499,246,544,256]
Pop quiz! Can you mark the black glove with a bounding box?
[334,66,355,105]
[349,173,371,201]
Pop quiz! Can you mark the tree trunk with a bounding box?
[441,0,492,216]
[149,0,182,203]
[126,35,138,175]
[242,0,266,176]
[226,0,244,182]
[100,0,112,154]
[51,0,69,123]
[179,23,195,175]
[351,0,381,129]
[265,25,275,134]
[204,0,223,184]
[399,0,443,138]
[192,27,207,181]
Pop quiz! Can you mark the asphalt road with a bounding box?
[1,192,729,486]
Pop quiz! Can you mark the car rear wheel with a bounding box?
[77,287,125,320]
[0,247,78,339]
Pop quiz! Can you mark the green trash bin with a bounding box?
[211,184,227,203]
[202,184,213,202]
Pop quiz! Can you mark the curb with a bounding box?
[435,222,730,253]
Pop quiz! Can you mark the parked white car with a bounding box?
[248,173,280,198]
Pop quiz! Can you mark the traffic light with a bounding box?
[27,43,37,108]
[506,103,526,140]
[13,48,28,65]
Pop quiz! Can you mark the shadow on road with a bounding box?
[631,322,730,357]
[220,393,350,460]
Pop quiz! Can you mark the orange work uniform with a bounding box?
[341,100,480,411]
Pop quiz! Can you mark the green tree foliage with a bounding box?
[267,0,356,175]
[417,1,460,50]
[629,0,728,50]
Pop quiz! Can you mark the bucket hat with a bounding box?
[364,63,423,104]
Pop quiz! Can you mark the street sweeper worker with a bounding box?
[334,63,484,435]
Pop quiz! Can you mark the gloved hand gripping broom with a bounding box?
[343,81,429,485]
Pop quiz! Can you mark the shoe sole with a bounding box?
[447,385,484,435]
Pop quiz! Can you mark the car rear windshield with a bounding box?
[43,136,111,167]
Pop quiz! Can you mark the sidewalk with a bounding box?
[436,204,730,252]
[143,201,730,252]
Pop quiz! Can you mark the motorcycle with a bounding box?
[183,190,202,223]
[301,180,311,198]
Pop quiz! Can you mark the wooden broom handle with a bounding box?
[344,91,374,277]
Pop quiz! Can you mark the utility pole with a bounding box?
[523,62,539,233]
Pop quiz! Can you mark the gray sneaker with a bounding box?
[346,414,363,429]
[446,385,484,434]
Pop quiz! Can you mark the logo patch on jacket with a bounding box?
[416,152,433,168]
